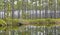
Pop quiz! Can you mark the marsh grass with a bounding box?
[0,18,60,27]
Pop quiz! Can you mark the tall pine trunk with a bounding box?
[11,0,14,19]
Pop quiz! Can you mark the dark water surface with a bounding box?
[0,25,60,35]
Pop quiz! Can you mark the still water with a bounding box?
[0,25,60,35]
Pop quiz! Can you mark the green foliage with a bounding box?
[0,0,4,11]
[0,0,60,10]
[0,19,6,24]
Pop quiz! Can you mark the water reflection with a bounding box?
[0,25,60,35]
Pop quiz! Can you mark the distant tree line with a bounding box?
[0,0,60,19]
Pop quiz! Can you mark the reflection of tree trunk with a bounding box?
[11,30,15,35]
[3,31,9,35]
[43,26,45,35]
[17,30,22,35]
[45,27,48,35]
[54,26,56,35]
[52,26,56,35]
